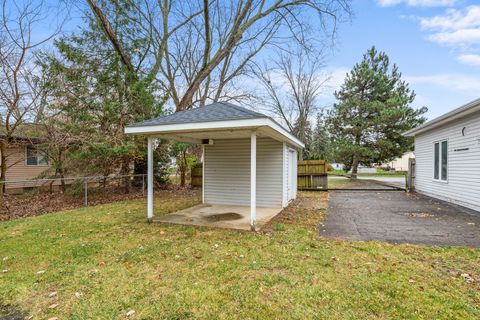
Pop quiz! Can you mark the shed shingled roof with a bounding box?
[127,102,268,127]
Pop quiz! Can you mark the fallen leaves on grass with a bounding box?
[461,273,475,283]
[1,188,199,221]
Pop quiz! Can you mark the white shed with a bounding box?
[404,98,480,212]
[125,102,304,230]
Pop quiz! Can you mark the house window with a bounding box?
[433,140,447,181]
[26,145,48,166]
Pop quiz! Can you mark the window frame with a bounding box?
[433,139,448,183]
[24,145,49,167]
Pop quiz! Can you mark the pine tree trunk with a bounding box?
[351,154,359,180]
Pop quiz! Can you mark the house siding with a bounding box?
[282,143,288,207]
[204,137,283,208]
[4,145,50,181]
[414,110,480,212]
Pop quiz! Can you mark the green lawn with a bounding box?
[0,190,479,319]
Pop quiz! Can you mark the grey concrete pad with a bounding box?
[322,180,480,247]
[154,204,282,231]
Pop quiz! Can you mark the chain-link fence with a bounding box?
[0,173,199,221]
[2,174,151,206]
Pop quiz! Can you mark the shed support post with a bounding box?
[147,137,154,222]
[250,132,256,231]
[202,144,205,204]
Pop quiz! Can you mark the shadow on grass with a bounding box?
[0,302,28,320]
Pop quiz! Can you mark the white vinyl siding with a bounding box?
[283,145,298,204]
[257,138,283,207]
[204,137,284,208]
[414,110,480,211]
[282,143,288,207]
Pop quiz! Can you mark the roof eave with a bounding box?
[125,118,305,149]
[403,98,480,137]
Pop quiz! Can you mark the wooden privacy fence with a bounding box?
[297,160,328,190]
[191,160,328,190]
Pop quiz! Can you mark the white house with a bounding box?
[125,102,304,230]
[330,163,344,171]
[404,98,480,212]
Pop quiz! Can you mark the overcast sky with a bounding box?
[321,0,480,120]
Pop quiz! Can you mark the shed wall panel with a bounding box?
[204,137,283,207]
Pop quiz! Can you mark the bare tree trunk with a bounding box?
[60,173,66,193]
[180,151,187,187]
[59,169,66,194]
[180,171,186,187]
[86,0,350,112]
[121,158,131,193]
[86,0,136,75]
[0,140,7,210]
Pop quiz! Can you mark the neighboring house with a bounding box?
[357,166,377,174]
[404,97,480,212]
[382,151,415,171]
[0,134,51,192]
[330,163,344,171]
[348,165,376,174]
[125,102,304,230]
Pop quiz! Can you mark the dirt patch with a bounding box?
[262,191,328,232]
[203,212,243,222]
[1,187,199,222]
[0,303,28,320]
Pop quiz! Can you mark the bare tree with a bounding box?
[255,49,329,159]
[86,0,351,111]
[0,0,62,207]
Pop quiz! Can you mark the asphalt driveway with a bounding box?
[321,180,480,247]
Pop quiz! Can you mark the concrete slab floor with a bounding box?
[153,204,283,231]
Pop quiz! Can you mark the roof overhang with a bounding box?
[404,98,480,137]
[125,118,305,149]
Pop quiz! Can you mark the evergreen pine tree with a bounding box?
[327,46,427,178]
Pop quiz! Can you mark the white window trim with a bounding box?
[432,139,448,183]
[25,145,49,167]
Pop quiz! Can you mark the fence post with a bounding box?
[84,178,88,206]
[142,174,145,196]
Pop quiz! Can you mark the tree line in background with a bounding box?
[0,0,427,208]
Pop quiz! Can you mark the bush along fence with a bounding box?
[190,160,328,190]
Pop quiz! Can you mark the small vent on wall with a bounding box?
[201,139,214,145]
